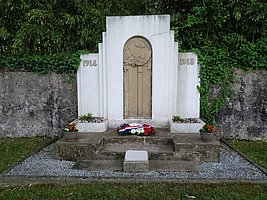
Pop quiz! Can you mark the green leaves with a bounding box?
[1,0,158,55]
[0,52,82,74]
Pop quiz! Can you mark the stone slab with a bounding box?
[72,159,200,172]
[73,160,123,171]
[123,150,149,172]
[149,160,200,172]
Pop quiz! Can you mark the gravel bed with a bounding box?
[5,143,267,181]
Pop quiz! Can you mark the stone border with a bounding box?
[221,139,267,176]
[0,175,267,186]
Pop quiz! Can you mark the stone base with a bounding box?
[76,120,108,132]
[123,150,149,172]
[169,118,205,133]
[172,134,220,163]
[55,129,221,167]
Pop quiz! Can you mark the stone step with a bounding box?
[96,142,175,160]
[73,159,200,172]
[101,142,174,153]
[172,134,221,163]
[55,130,221,164]
[103,136,174,145]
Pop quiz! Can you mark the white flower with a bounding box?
[137,128,144,133]
[129,123,140,126]
[131,129,136,134]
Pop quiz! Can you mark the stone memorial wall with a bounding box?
[77,15,200,127]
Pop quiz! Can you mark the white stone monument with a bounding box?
[77,15,200,130]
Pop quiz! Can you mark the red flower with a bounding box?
[64,122,78,132]
[202,124,216,133]
[69,124,76,131]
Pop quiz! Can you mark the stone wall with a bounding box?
[217,69,267,140]
[0,72,77,137]
[0,70,266,139]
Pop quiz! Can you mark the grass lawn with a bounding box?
[0,137,266,199]
[225,139,267,170]
[0,137,57,173]
[0,182,266,200]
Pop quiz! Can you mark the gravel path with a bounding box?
[5,143,267,181]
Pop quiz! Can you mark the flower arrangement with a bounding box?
[64,122,78,132]
[200,123,216,133]
[117,123,156,136]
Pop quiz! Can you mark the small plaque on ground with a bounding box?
[125,150,148,161]
[123,150,149,172]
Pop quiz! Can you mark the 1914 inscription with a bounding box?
[83,60,97,67]
[179,58,195,66]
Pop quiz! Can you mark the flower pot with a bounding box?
[200,132,216,142]
[63,132,78,141]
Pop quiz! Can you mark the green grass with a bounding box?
[0,183,266,200]
[0,137,56,173]
[225,139,267,170]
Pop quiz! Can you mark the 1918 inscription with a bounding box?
[179,58,195,66]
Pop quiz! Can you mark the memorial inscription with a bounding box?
[83,60,97,67]
[179,58,195,66]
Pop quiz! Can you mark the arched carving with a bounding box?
[123,36,152,119]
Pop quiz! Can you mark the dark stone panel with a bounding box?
[0,72,77,137]
[216,69,267,140]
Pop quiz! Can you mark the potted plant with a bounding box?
[200,123,216,142]
[63,122,78,140]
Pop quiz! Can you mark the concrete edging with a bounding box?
[0,174,267,186]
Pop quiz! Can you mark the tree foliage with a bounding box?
[0,0,155,54]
